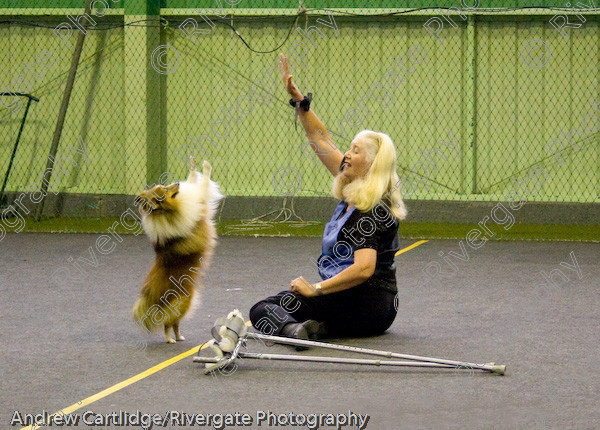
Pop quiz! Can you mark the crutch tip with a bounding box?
[488,363,506,375]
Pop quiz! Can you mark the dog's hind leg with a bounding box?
[164,325,176,344]
[173,323,185,341]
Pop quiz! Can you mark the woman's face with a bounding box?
[340,136,372,180]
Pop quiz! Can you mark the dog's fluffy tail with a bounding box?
[132,289,195,333]
[133,296,156,333]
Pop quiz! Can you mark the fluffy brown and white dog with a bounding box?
[132,158,223,343]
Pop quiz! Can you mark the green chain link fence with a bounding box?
[0,2,598,239]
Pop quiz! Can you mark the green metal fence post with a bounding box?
[124,0,165,192]
[464,14,477,195]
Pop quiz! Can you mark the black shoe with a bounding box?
[280,320,323,351]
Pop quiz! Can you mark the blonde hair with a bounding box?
[333,129,407,221]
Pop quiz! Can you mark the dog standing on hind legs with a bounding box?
[133,158,223,343]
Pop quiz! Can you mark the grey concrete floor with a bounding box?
[0,233,598,430]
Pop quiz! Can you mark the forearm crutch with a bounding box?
[193,310,506,376]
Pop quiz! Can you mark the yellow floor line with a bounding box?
[20,344,206,430]
[395,239,428,256]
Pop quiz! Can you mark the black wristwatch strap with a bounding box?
[300,92,312,111]
[289,93,312,130]
[289,92,312,111]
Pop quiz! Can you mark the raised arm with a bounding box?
[279,53,344,177]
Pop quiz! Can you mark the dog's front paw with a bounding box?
[166,337,176,344]
[176,335,186,341]
[202,160,211,176]
[189,156,197,172]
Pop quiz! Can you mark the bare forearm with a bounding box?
[279,53,343,175]
[297,107,329,141]
[297,108,343,176]
[318,263,373,294]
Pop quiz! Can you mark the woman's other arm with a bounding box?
[291,248,376,296]
[279,53,344,176]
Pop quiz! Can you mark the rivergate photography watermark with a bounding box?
[10,409,371,430]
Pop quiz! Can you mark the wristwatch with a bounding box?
[314,283,323,296]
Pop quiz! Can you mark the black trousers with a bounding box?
[249,282,397,338]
